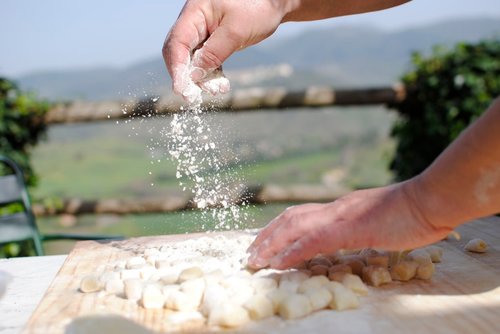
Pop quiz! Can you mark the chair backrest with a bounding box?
[0,156,41,247]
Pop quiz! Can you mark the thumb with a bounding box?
[191,25,242,81]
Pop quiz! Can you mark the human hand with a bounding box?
[247,181,454,270]
[162,0,291,97]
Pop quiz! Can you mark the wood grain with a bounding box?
[23,218,500,334]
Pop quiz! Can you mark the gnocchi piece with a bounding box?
[406,249,432,265]
[251,277,278,292]
[464,238,488,253]
[124,279,143,301]
[141,284,165,309]
[362,266,392,287]
[160,271,179,285]
[201,284,228,316]
[120,269,141,280]
[390,261,418,281]
[309,264,329,276]
[165,290,199,311]
[80,275,102,293]
[308,255,333,268]
[155,259,171,269]
[358,248,381,258]
[99,271,120,283]
[446,230,461,241]
[266,288,289,313]
[164,311,205,329]
[203,269,224,286]
[243,294,275,320]
[208,303,250,328]
[328,264,353,278]
[105,278,125,295]
[329,271,350,282]
[139,266,157,280]
[278,279,300,293]
[337,249,361,256]
[143,247,160,257]
[297,275,330,293]
[365,255,389,269]
[387,251,406,268]
[326,281,360,311]
[180,278,205,307]
[303,287,332,311]
[280,270,310,284]
[126,256,146,269]
[337,255,365,276]
[341,274,369,296]
[278,294,313,320]
[416,261,435,280]
[424,246,443,262]
[178,267,204,282]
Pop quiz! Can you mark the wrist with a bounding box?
[401,176,460,232]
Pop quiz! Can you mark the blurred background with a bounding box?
[1,0,499,256]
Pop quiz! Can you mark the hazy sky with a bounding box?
[1,0,499,77]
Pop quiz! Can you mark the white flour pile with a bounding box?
[164,57,250,230]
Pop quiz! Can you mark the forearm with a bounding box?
[282,0,411,22]
[411,98,500,229]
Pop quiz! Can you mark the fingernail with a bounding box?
[248,256,268,269]
[191,67,206,82]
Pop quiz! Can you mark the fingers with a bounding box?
[247,204,323,254]
[247,204,327,269]
[190,22,243,77]
[162,2,208,95]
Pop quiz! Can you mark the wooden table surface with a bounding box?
[1,216,500,334]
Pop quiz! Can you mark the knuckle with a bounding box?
[198,48,223,69]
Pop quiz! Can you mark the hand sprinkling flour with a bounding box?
[166,51,247,230]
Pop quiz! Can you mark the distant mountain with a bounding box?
[15,17,500,101]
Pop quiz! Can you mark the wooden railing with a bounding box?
[45,84,405,124]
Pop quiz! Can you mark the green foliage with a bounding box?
[0,78,49,186]
[390,40,500,180]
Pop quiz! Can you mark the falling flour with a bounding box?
[165,58,249,230]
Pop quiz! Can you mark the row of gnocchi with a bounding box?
[78,243,445,329]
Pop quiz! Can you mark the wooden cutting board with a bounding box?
[23,217,500,334]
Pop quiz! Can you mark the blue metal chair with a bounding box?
[0,155,122,256]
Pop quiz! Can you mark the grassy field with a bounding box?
[31,106,396,254]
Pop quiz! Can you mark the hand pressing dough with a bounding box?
[326,281,360,311]
[278,294,313,319]
[390,261,418,281]
[243,294,275,320]
[362,266,392,287]
[464,238,488,253]
[80,275,102,293]
[208,303,250,328]
[141,284,165,309]
[303,287,332,311]
[416,261,435,280]
[341,274,368,296]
